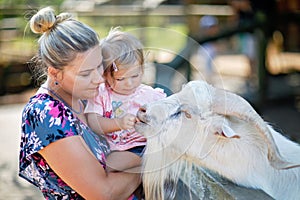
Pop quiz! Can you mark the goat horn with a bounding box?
[211,88,299,169]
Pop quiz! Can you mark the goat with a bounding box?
[135,80,300,200]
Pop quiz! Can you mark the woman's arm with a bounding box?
[87,113,136,135]
[39,135,141,200]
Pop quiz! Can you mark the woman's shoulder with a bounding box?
[22,93,77,134]
[24,93,69,115]
[23,93,52,113]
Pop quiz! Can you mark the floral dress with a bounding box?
[19,93,110,199]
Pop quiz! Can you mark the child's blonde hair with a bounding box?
[100,27,144,78]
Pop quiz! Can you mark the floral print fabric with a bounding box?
[19,93,110,199]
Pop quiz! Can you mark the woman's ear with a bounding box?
[48,66,62,82]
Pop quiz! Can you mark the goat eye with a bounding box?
[180,104,193,119]
[170,106,182,119]
[170,111,181,118]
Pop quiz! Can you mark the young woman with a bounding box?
[19,7,140,200]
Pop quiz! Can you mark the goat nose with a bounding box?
[137,106,149,123]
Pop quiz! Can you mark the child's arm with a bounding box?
[87,113,136,135]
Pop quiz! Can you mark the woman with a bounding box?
[19,7,141,200]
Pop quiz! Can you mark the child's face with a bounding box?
[107,61,143,95]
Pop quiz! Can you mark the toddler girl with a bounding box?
[85,28,166,172]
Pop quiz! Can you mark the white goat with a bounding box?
[135,80,300,200]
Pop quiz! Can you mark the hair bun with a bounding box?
[30,7,73,34]
[30,7,56,34]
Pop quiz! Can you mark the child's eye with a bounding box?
[132,74,139,78]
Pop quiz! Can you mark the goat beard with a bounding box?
[141,118,208,200]
[142,136,193,200]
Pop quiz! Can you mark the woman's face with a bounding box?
[59,45,104,100]
[106,61,143,95]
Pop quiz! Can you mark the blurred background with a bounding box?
[0,0,299,199]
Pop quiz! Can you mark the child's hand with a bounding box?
[117,113,136,130]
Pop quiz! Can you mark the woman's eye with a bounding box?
[116,78,124,81]
[81,72,90,77]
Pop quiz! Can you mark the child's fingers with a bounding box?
[126,114,136,122]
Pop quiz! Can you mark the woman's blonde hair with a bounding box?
[29,7,100,83]
[100,27,144,77]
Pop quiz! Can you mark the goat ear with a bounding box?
[216,124,240,139]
